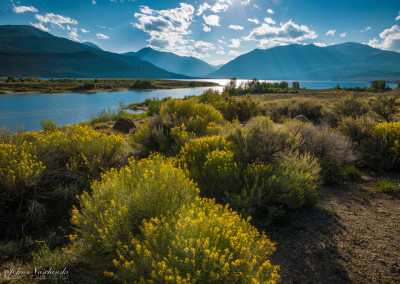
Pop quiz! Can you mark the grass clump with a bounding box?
[374,178,400,197]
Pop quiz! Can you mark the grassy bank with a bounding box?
[0,77,220,94]
[1,82,400,283]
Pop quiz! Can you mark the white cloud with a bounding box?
[267,9,274,14]
[228,38,241,48]
[229,50,240,56]
[264,17,276,25]
[229,25,244,30]
[241,0,251,5]
[68,30,80,41]
[244,20,318,49]
[194,41,216,51]
[326,29,336,36]
[81,28,90,33]
[133,3,197,57]
[30,22,49,32]
[248,18,259,24]
[92,0,97,4]
[203,14,220,26]
[35,13,78,29]
[218,39,226,44]
[216,50,225,55]
[361,27,371,32]
[212,58,229,65]
[202,24,211,32]
[253,4,261,10]
[396,12,400,21]
[368,25,400,51]
[12,4,38,13]
[313,42,327,47]
[196,1,229,16]
[340,33,346,37]
[96,33,109,40]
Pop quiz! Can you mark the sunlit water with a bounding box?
[0,79,397,131]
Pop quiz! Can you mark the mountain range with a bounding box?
[124,48,216,77]
[0,25,399,81]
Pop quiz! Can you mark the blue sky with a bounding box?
[1,0,400,65]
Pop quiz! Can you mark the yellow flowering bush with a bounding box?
[71,154,199,262]
[16,125,126,179]
[361,121,400,170]
[109,197,280,283]
[160,99,224,135]
[176,135,235,171]
[0,142,45,192]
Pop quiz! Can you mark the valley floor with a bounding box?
[269,172,400,283]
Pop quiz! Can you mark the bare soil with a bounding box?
[268,173,400,283]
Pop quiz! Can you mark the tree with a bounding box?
[6,76,17,82]
[223,78,238,96]
[370,95,400,122]
[292,81,300,89]
[370,80,386,92]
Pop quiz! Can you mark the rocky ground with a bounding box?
[268,172,400,284]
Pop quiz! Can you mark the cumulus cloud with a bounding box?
[216,50,225,54]
[361,27,371,32]
[244,20,317,49]
[196,1,229,16]
[253,4,261,10]
[340,33,346,37]
[326,30,336,36]
[228,38,241,48]
[133,3,196,56]
[35,13,78,29]
[203,14,220,26]
[92,0,97,4]
[264,17,276,25]
[194,41,216,51]
[81,28,90,33]
[12,4,38,13]
[96,33,109,40]
[368,25,400,51]
[203,24,211,32]
[267,9,274,14]
[248,18,259,24]
[241,0,251,5]
[396,12,400,21]
[229,25,244,30]
[30,22,49,32]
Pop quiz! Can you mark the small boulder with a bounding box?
[294,115,311,123]
[112,118,136,133]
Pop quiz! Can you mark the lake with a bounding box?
[0,79,397,131]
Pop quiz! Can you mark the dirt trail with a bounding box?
[268,174,400,283]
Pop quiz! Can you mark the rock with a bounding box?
[294,115,311,123]
[112,118,136,133]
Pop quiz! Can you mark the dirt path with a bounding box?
[267,174,400,283]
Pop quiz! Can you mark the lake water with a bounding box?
[0,79,397,131]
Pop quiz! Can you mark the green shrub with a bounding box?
[131,79,156,89]
[107,198,280,283]
[223,117,301,164]
[89,103,134,125]
[160,99,224,135]
[360,122,400,170]
[263,98,328,123]
[334,96,370,119]
[284,121,356,184]
[130,117,195,157]
[370,95,400,122]
[338,115,376,144]
[40,120,57,131]
[341,165,360,181]
[374,178,400,197]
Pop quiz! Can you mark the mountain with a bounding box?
[125,47,216,77]
[0,25,189,78]
[210,43,400,81]
[82,42,102,50]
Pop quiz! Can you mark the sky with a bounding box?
[1,0,400,66]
